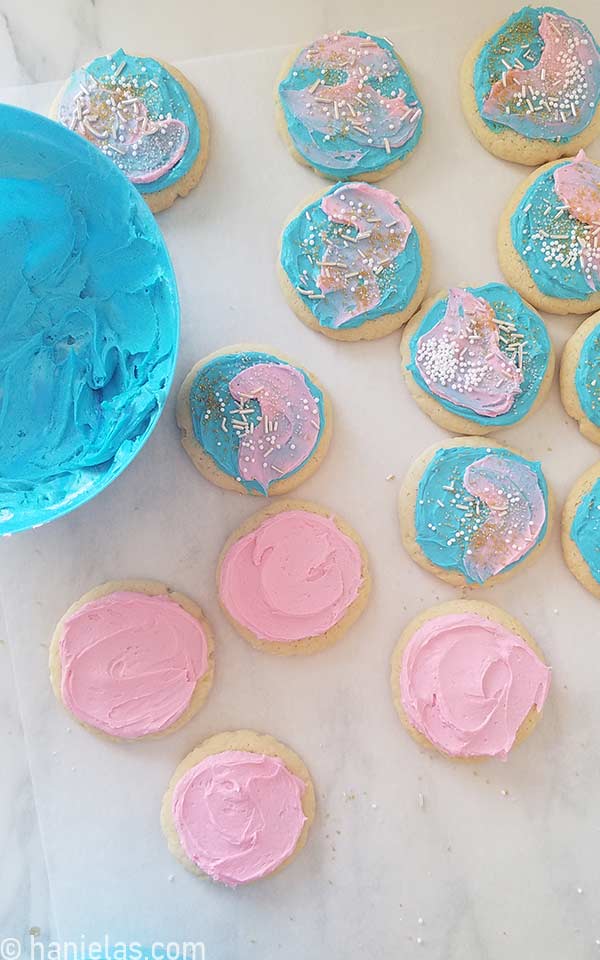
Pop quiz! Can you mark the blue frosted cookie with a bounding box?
[401,283,554,434]
[279,181,430,341]
[461,6,600,164]
[52,49,209,211]
[276,30,423,180]
[176,346,332,496]
[399,437,552,587]
[563,462,600,598]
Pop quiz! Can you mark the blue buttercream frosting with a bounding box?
[189,351,325,494]
[0,105,179,535]
[58,48,200,195]
[407,283,551,425]
[280,181,422,329]
[473,6,600,141]
[510,161,598,300]
[575,322,600,426]
[415,445,549,583]
[278,30,423,177]
[571,476,600,582]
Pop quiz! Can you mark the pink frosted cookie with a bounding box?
[217,500,370,654]
[50,580,214,740]
[391,600,551,760]
[161,730,315,886]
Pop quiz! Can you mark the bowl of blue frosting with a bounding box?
[0,105,179,535]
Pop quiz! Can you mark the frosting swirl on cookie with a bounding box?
[414,446,549,583]
[281,182,422,330]
[278,30,423,177]
[172,750,307,886]
[219,510,364,641]
[571,476,600,582]
[511,151,600,300]
[474,6,600,141]
[188,351,325,494]
[59,591,209,739]
[55,49,200,194]
[399,612,551,759]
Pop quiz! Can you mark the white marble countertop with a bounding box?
[1,1,600,957]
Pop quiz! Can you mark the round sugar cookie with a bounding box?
[562,461,600,598]
[390,599,551,760]
[217,499,370,655]
[176,345,333,496]
[498,151,600,315]
[50,49,209,213]
[560,309,600,446]
[161,730,315,886]
[50,580,214,741]
[275,29,424,182]
[399,436,553,588]
[401,282,554,434]
[278,181,430,341]
[460,6,600,165]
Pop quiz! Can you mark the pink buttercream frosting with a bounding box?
[483,13,600,138]
[59,591,209,738]
[172,750,307,886]
[229,363,321,492]
[554,150,600,291]
[415,288,523,416]
[462,454,547,582]
[218,510,364,642]
[317,182,412,326]
[399,612,551,759]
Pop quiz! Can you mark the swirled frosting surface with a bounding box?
[189,351,324,494]
[415,446,548,583]
[408,284,551,425]
[0,106,178,535]
[575,320,600,426]
[571,476,600,582]
[172,750,307,886]
[281,181,422,329]
[60,591,209,738]
[474,6,600,141]
[219,510,364,641]
[278,30,423,177]
[399,612,551,759]
[511,151,600,300]
[56,49,200,194]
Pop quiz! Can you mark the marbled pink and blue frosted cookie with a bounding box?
[279,181,430,341]
[499,150,600,315]
[461,6,600,164]
[176,347,333,496]
[51,49,209,212]
[399,437,553,587]
[276,30,424,180]
[401,283,555,434]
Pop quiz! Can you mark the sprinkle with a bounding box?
[384,137,391,154]
[308,78,322,94]
[385,474,395,481]
[113,59,126,77]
